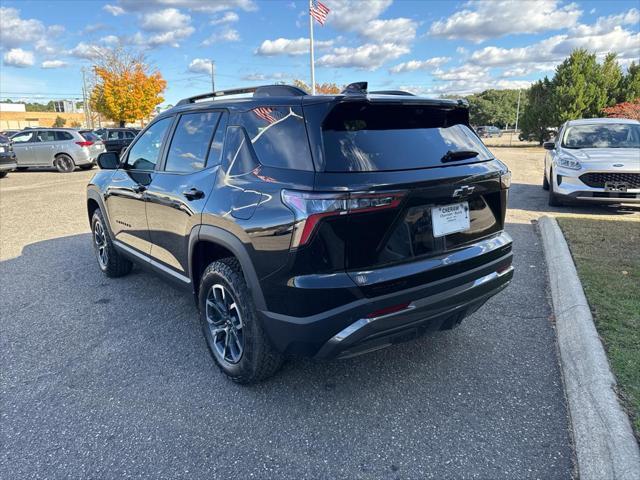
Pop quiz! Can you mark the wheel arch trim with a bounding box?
[192,225,266,310]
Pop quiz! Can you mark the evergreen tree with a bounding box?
[599,53,623,106]
[620,62,640,101]
[519,78,554,145]
[552,49,603,122]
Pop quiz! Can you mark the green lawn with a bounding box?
[557,217,640,436]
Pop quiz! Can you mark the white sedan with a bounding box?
[543,118,640,206]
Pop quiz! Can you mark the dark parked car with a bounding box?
[98,128,139,154]
[0,133,17,178]
[87,83,513,384]
[477,126,502,138]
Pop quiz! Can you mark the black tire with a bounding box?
[79,164,94,171]
[0,171,7,178]
[548,169,562,206]
[16,167,28,171]
[199,257,283,384]
[542,171,550,190]
[54,154,75,173]
[91,209,133,277]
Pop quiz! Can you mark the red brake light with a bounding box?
[366,302,411,319]
[281,189,406,248]
[76,141,93,147]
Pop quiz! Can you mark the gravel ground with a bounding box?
[0,153,597,479]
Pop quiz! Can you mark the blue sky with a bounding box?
[1,0,639,106]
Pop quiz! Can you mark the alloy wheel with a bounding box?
[93,220,108,269]
[205,284,244,364]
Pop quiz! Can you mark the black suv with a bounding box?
[97,128,140,154]
[87,83,513,383]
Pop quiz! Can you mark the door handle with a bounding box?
[183,188,205,200]
[132,185,147,194]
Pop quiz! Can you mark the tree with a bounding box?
[602,98,640,120]
[519,78,555,145]
[90,47,166,127]
[620,62,640,102]
[466,89,527,128]
[598,52,623,106]
[552,49,605,122]
[52,115,66,127]
[293,79,341,94]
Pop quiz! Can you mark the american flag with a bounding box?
[310,0,330,25]
[253,107,277,123]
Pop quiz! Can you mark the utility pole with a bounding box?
[81,67,93,129]
[515,89,522,132]
[210,60,215,92]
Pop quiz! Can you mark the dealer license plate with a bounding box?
[432,202,470,238]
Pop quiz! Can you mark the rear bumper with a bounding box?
[259,235,513,357]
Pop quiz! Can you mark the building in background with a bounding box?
[0,103,26,113]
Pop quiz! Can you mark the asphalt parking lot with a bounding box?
[2,155,637,479]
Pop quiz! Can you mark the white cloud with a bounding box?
[116,0,257,13]
[3,48,34,68]
[325,0,393,32]
[241,72,290,81]
[103,4,125,16]
[360,18,417,45]
[389,57,451,74]
[317,43,410,70]
[429,0,582,43]
[41,60,67,69]
[100,35,121,46]
[256,37,333,56]
[188,58,214,75]
[470,26,640,68]
[571,8,639,36]
[0,7,46,49]
[141,8,191,31]
[202,28,240,45]
[401,78,532,97]
[210,11,239,25]
[68,42,107,60]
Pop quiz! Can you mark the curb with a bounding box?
[539,216,640,480]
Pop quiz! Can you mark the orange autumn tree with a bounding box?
[90,48,166,127]
[293,79,341,94]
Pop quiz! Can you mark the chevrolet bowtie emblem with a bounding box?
[453,186,475,198]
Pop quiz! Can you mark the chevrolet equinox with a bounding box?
[87,83,514,384]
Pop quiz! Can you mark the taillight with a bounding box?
[76,141,94,147]
[281,189,405,248]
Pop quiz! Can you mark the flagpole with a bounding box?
[308,0,316,94]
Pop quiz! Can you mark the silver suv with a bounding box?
[543,118,640,205]
[10,128,105,173]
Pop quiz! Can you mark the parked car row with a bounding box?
[0,127,140,177]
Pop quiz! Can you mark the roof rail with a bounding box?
[369,90,415,96]
[176,84,306,105]
[341,81,368,95]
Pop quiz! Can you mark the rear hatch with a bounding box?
[302,97,510,296]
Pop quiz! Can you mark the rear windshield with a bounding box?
[322,104,493,172]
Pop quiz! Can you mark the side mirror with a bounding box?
[543,142,555,150]
[97,151,119,170]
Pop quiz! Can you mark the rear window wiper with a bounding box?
[441,150,479,163]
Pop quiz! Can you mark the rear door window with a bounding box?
[55,131,73,141]
[164,111,221,173]
[321,104,493,172]
[222,126,258,176]
[36,131,56,142]
[242,106,313,171]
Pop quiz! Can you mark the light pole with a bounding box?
[210,60,215,92]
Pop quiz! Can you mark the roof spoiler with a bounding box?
[176,84,307,105]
